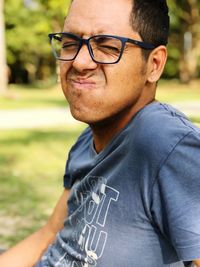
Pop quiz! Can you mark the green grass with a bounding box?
[156,79,200,103]
[0,125,85,247]
[156,79,200,124]
[0,84,66,109]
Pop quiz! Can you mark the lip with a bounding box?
[70,78,97,90]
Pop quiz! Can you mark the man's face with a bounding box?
[60,0,150,125]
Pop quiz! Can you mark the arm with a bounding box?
[0,188,70,267]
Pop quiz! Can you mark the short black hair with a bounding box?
[131,0,170,58]
[69,0,170,58]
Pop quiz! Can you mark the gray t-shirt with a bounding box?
[37,102,200,267]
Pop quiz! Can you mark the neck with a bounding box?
[90,97,155,153]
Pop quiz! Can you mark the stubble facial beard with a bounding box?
[63,69,104,123]
[64,58,150,127]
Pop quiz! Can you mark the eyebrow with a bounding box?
[62,29,117,39]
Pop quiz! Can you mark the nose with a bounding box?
[72,44,98,73]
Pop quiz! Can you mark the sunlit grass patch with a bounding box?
[156,79,200,103]
[0,84,66,110]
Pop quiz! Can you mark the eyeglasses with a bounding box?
[48,32,155,64]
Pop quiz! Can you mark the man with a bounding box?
[0,0,200,266]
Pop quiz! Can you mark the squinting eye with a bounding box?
[100,45,120,52]
[98,45,120,55]
[92,37,121,54]
[62,43,78,49]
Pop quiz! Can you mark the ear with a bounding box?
[147,46,167,83]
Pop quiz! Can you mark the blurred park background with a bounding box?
[0,0,200,249]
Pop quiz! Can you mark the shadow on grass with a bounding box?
[0,126,84,247]
[0,174,43,216]
[0,174,47,247]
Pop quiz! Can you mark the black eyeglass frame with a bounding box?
[48,32,156,64]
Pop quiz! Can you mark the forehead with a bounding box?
[64,0,134,36]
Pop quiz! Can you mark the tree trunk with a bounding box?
[0,0,8,94]
[179,0,200,83]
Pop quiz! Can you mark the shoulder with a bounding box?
[133,101,199,139]
[129,102,200,168]
[150,117,200,261]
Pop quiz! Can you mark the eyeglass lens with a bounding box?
[51,33,123,64]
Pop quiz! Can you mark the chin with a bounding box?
[69,107,95,124]
[70,109,109,126]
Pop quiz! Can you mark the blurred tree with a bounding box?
[0,0,8,93]
[168,0,200,83]
[5,0,71,84]
[4,0,200,84]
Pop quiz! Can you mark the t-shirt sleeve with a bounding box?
[63,154,73,189]
[63,140,79,189]
[63,127,91,189]
[151,131,200,262]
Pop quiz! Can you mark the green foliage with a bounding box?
[166,0,200,80]
[5,0,71,83]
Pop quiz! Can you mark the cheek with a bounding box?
[104,62,146,107]
[60,67,76,102]
[60,63,71,89]
[105,66,137,95]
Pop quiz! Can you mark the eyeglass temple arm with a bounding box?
[127,38,155,50]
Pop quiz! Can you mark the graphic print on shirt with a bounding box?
[58,176,120,267]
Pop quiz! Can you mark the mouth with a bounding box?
[69,78,97,90]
